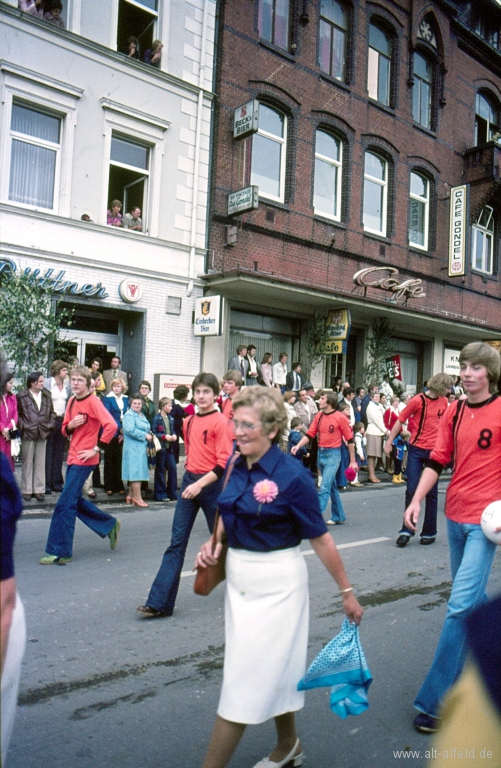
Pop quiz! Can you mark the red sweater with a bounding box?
[63,394,117,466]
[307,409,353,448]
[398,393,448,450]
[184,410,233,476]
[429,395,501,524]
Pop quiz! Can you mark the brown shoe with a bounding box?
[136,605,172,619]
[34,493,44,501]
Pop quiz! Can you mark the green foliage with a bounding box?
[363,318,395,386]
[0,270,72,380]
[302,315,333,376]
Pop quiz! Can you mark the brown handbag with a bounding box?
[193,454,238,597]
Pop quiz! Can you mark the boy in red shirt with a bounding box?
[404,342,501,734]
[39,367,120,564]
[292,391,357,524]
[219,370,242,422]
[137,372,233,618]
[384,373,453,547]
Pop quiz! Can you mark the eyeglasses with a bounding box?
[231,420,261,433]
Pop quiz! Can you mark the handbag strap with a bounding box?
[211,451,239,550]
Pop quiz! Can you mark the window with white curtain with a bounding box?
[251,104,287,202]
[314,129,342,220]
[408,171,429,250]
[471,206,494,274]
[8,102,61,210]
[367,23,392,105]
[363,150,387,236]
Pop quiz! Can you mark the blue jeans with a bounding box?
[414,519,497,717]
[146,471,223,613]
[154,448,177,500]
[45,464,117,558]
[317,447,346,523]
[400,445,438,539]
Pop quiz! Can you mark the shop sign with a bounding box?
[353,267,426,302]
[386,355,403,381]
[119,278,142,303]
[448,185,467,277]
[153,373,193,405]
[233,100,259,139]
[319,309,351,355]
[194,295,222,336]
[443,348,461,376]
[485,340,501,354]
[0,257,108,298]
[228,186,259,217]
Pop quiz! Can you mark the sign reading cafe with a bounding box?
[448,185,467,277]
[0,257,109,299]
[194,295,222,337]
[353,267,426,302]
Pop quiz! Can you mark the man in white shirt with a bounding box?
[103,356,128,394]
[340,387,356,426]
[272,352,288,393]
[123,207,143,232]
[228,346,249,381]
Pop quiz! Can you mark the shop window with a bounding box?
[251,104,287,203]
[319,0,347,82]
[314,129,342,220]
[363,150,387,236]
[475,92,500,146]
[8,101,61,211]
[367,22,392,106]
[116,0,158,60]
[412,51,433,129]
[107,133,150,223]
[258,0,290,50]
[408,171,429,250]
[471,206,494,275]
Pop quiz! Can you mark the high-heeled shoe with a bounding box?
[131,498,149,508]
[252,738,303,768]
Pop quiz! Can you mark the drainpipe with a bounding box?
[187,0,210,284]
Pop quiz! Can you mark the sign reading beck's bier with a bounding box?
[194,295,222,337]
[233,100,259,139]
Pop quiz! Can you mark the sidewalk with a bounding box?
[15,456,451,516]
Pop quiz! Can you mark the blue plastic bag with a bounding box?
[297,618,373,718]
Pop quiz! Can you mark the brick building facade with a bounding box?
[201,0,501,391]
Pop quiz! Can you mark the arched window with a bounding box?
[363,150,387,236]
[367,22,392,106]
[258,0,290,50]
[412,51,433,129]
[471,207,494,274]
[251,104,287,202]
[475,93,500,146]
[408,171,429,250]
[314,130,342,220]
[319,0,348,82]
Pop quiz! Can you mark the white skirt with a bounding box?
[217,546,309,725]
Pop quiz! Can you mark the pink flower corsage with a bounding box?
[253,479,279,514]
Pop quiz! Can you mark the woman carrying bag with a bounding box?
[0,374,19,471]
[195,387,363,768]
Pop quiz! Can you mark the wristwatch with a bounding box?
[93,446,100,453]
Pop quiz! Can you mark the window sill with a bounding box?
[412,122,437,139]
[367,99,396,116]
[257,197,290,211]
[363,231,391,244]
[314,213,345,228]
[409,245,432,256]
[318,73,351,92]
[258,39,296,62]
[471,268,497,281]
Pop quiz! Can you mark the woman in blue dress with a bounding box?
[102,378,130,496]
[122,393,152,507]
[196,387,363,768]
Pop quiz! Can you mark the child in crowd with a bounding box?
[353,422,367,469]
[151,398,178,502]
[288,417,309,466]
[391,429,410,484]
[336,401,353,489]
[44,0,65,27]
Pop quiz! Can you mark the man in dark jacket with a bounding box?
[17,372,55,501]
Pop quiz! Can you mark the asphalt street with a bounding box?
[6,480,501,768]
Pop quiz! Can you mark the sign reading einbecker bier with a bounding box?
[228,186,259,217]
[194,295,222,336]
[233,100,259,139]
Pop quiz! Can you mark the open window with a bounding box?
[471,206,494,274]
[475,92,500,146]
[116,0,158,60]
[107,133,150,224]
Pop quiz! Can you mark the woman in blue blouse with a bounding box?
[102,378,129,496]
[196,387,363,768]
[122,394,152,507]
